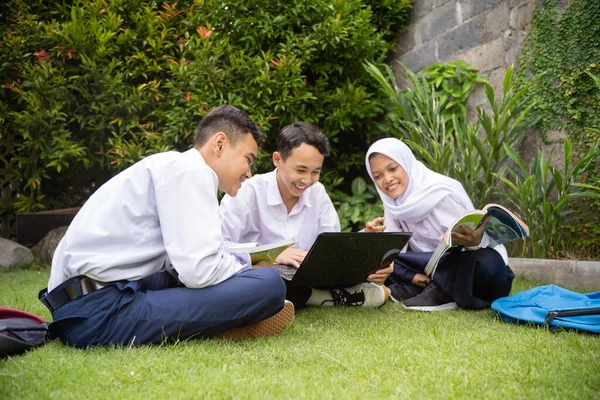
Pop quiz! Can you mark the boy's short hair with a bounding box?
[194,105,264,147]
[276,122,330,160]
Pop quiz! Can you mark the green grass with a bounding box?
[1,268,599,399]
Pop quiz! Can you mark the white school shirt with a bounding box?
[48,149,250,291]
[220,170,340,251]
[384,196,509,265]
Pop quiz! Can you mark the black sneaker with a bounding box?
[388,283,423,302]
[403,282,457,311]
[324,283,389,307]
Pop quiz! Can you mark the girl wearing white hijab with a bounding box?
[365,138,514,311]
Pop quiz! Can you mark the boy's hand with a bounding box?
[451,215,492,248]
[367,261,393,285]
[365,216,385,232]
[275,247,307,269]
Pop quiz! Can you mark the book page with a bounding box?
[226,238,295,264]
[482,205,529,244]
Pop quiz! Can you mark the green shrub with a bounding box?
[0,0,411,237]
[333,177,383,232]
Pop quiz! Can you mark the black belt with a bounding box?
[39,276,112,313]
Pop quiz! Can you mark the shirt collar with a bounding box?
[266,169,313,210]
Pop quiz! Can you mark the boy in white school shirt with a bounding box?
[220,122,392,309]
[39,105,293,348]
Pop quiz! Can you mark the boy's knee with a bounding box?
[250,268,286,305]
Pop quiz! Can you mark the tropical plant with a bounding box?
[494,139,600,258]
[420,59,487,123]
[364,61,536,208]
[334,177,383,232]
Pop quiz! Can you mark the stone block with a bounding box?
[546,129,569,141]
[461,0,505,21]
[509,1,536,30]
[508,0,530,8]
[434,0,455,8]
[516,127,544,166]
[486,67,507,101]
[420,2,458,40]
[437,18,485,60]
[504,30,527,65]
[483,2,510,42]
[445,37,505,72]
[466,84,489,121]
[393,23,419,55]
[411,0,435,20]
[394,41,438,75]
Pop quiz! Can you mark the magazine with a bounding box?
[424,204,529,277]
[226,238,295,264]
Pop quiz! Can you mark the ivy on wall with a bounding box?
[517,0,600,255]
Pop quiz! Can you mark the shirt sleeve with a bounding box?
[379,209,409,254]
[220,187,261,246]
[317,190,341,234]
[154,168,249,288]
[383,209,403,233]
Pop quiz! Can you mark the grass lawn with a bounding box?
[1,267,599,399]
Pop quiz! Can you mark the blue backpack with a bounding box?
[491,285,600,333]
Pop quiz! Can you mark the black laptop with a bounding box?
[274,232,411,288]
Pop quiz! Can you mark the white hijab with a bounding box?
[365,138,474,223]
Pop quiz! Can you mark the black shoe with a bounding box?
[403,282,457,311]
[388,283,423,302]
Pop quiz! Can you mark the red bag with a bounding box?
[0,307,48,357]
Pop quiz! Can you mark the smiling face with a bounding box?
[369,153,410,199]
[217,133,258,196]
[273,143,324,204]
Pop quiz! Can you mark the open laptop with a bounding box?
[274,232,411,289]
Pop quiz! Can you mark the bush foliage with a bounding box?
[0,0,410,236]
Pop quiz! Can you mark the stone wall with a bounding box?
[388,0,558,164]
[390,0,536,106]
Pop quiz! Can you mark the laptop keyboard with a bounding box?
[273,263,298,281]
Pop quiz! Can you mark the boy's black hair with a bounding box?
[194,105,264,147]
[276,122,330,160]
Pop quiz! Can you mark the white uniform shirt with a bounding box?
[384,196,509,265]
[220,170,340,251]
[48,149,250,291]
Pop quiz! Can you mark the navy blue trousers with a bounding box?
[47,268,286,348]
[386,248,515,309]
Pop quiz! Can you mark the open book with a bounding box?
[424,204,529,277]
[225,238,295,264]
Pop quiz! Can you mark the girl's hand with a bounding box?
[365,216,386,232]
[275,247,308,269]
[367,261,393,285]
[451,215,492,248]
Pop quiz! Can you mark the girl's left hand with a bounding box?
[367,261,393,285]
[451,215,492,247]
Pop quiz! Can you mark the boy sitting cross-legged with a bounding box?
[220,122,393,309]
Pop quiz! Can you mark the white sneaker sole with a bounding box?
[403,302,458,312]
